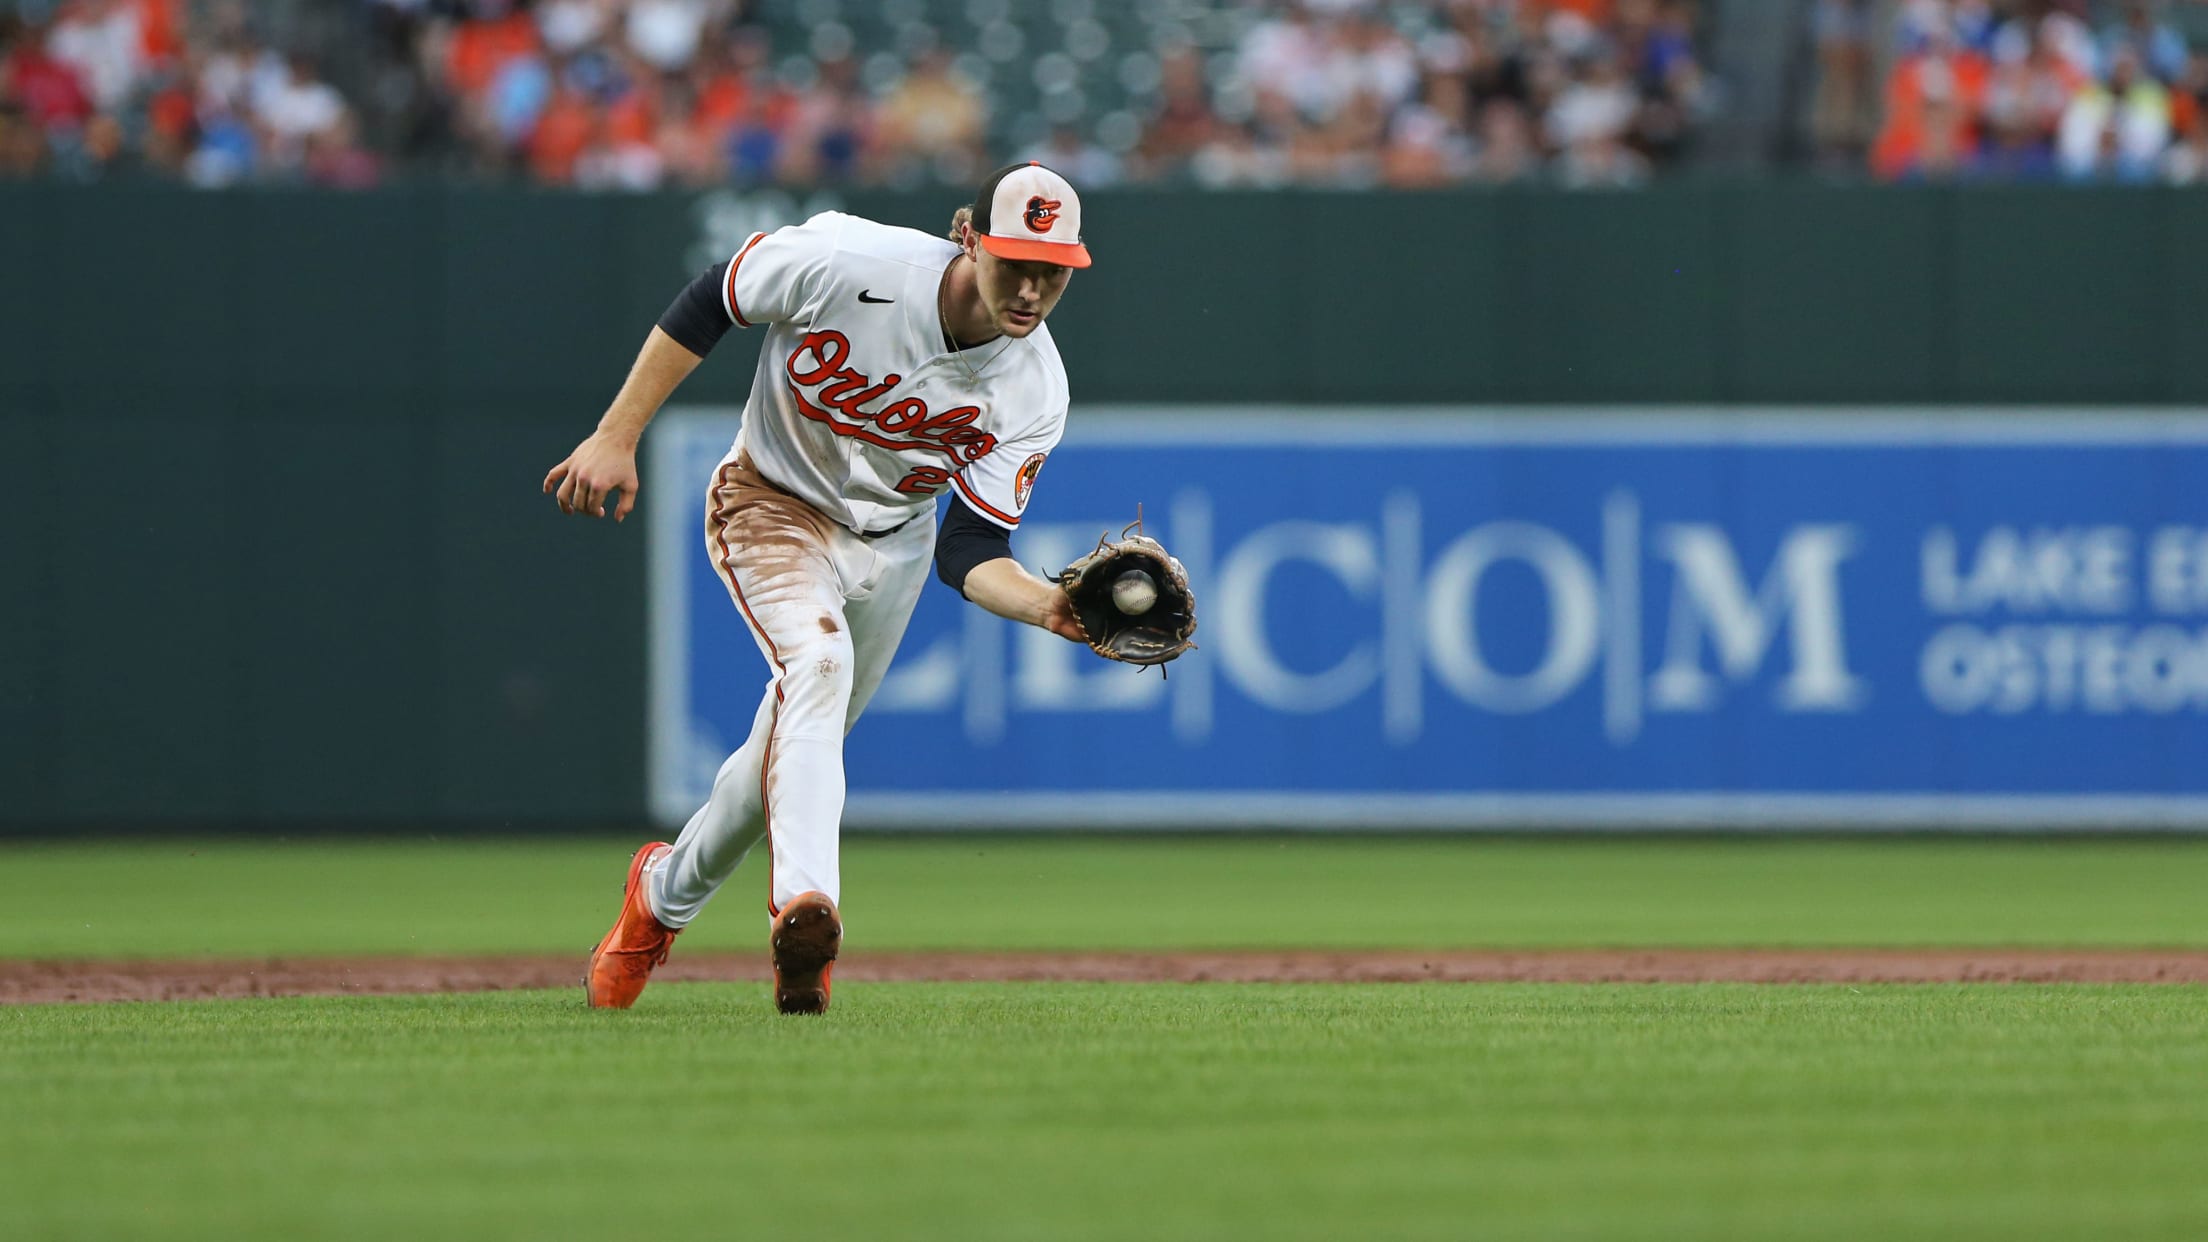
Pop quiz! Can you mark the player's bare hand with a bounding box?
[543,433,641,521]
[1040,589,1089,643]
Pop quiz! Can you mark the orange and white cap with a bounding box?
[971,161,1091,268]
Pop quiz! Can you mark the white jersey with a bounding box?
[715,212,1069,534]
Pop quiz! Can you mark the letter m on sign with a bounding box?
[1647,524,1867,713]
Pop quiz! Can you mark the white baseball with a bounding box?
[1112,569,1158,615]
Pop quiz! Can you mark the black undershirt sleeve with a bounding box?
[935,494,1015,596]
[655,260,733,357]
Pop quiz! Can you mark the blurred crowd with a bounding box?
[0,0,1708,189]
[11,0,2204,192]
[0,0,377,183]
[1161,0,1706,188]
[1812,0,2208,184]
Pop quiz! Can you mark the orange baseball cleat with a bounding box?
[770,891,842,1015]
[585,842,679,1009]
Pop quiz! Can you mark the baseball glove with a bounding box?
[1056,514,1198,669]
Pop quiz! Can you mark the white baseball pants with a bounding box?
[649,455,934,926]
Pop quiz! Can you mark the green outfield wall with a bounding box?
[3,182,2205,830]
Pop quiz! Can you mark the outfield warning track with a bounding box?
[6,949,2208,1004]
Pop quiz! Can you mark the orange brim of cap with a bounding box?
[979,234,1092,268]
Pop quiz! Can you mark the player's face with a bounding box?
[971,247,1073,338]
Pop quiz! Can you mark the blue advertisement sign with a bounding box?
[650,409,2208,830]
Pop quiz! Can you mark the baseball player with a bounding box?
[546,163,1093,1015]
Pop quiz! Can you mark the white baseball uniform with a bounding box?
[648,211,1069,926]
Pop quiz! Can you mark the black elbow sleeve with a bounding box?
[656,261,733,357]
[935,498,1015,595]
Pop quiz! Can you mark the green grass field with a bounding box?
[7,983,2206,1241]
[5,836,2208,957]
[5,836,2207,1240]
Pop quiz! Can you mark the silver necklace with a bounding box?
[938,254,1013,383]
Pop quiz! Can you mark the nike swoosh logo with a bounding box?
[858,290,894,304]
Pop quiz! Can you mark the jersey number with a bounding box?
[895,466,954,495]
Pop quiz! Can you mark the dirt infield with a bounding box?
[6,948,2208,1004]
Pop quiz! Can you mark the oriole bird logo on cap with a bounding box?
[1023,196,1062,234]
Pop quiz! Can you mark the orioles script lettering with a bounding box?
[784,329,998,494]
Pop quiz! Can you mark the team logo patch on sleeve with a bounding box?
[1014,453,1048,509]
